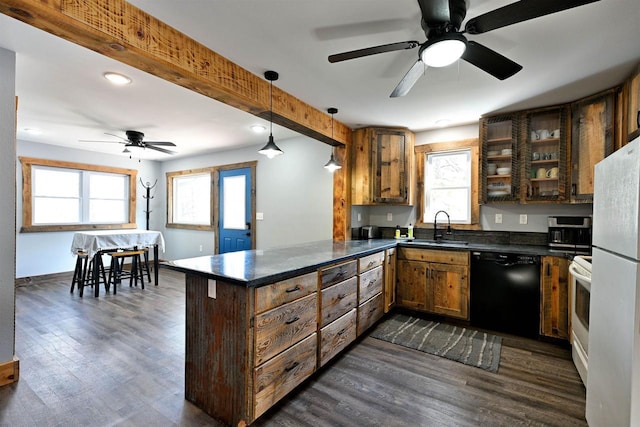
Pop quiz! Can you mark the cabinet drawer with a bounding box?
[254,333,317,419]
[358,251,384,273]
[320,276,357,327]
[398,247,469,265]
[319,309,356,367]
[255,272,318,314]
[319,260,357,289]
[357,292,384,336]
[254,293,317,365]
[359,265,383,303]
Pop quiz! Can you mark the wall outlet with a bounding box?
[357,213,361,222]
[256,212,264,220]
[387,212,393,221]
[199,245,203,252]
[519,214,528,225]
[495,213,503,224]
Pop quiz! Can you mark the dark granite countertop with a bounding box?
[163,238,576,287]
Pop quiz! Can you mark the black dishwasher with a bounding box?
[470,252,541,339]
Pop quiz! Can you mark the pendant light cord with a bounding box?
[269,78,273,136]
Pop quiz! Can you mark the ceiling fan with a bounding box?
[80,130,177,155]
[328,0,601,97]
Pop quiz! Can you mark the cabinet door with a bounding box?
[428,262,469,320]
[523,106,569,202]
[396,260,427,311]
[384,248,396,313]
[627,66,640,141]
[571,91,615,202]
[373,130,409,203]
[480,114,519,203]
[540,256,569,339]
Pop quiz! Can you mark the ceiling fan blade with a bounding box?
[104,132,128,141]
[144,145,176,155]
[390,60,425,98]
[144,141,176,146]
[78,139,124,144]
[329,41,419,63]
[465,0,601,35]
[461,41,522,80]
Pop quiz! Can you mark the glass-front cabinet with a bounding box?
[522,106,569,202]
[480,114,519,203]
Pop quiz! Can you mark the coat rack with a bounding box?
[140,178,157,230]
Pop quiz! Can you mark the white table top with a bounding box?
[71,230,165,259]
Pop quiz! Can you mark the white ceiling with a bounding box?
[1,0,639,161]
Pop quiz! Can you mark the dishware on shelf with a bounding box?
[497,167,511,175]
[501,148,512,155]
[487,150,500,156]
[550,152,558,159]
[487,163,497,175]
[536,167,547,179]
[531,131,540,140]
[551,129,561,138]
[532,152,540,161]
[488,190,510,197]
[547,167,559,178]
[538,129,550,139]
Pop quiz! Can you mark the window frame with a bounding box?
[166,167,215,231]
[415,138,480,230]
[19,156,137,232]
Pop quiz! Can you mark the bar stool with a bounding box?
[70,251,89,294]
[107,249,146,294]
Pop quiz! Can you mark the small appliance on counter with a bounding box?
[352,225,380,240]
[547,216,592,255]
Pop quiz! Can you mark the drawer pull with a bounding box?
[337,293,347,300]
[284,361,299,372]
[369,307,377,313]
[285,316,300,324]
[337,329,346,336]
[368,280,375,287]
[285,285,301,293]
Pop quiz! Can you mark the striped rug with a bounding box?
[370,313,502,373]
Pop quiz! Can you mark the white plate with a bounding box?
[501,149,512,155]
[488,190,510,197]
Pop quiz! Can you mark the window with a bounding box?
[20,157,137,232]
[166,167,214,230]
[415,138,480,229]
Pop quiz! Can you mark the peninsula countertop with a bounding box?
[162,238,571,287]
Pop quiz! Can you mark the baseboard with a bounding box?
[0,356,19,386]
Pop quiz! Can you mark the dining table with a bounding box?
[71,229,165,297]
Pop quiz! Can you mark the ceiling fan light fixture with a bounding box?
[420,34,467,68]
[103,72,132,86]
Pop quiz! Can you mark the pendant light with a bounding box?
[324,107,342,172]
[258,70,284,159]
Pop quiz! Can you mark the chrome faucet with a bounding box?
[433,210,452,241]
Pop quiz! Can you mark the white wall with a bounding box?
[158,135,334,260]
[357,123,593,231]
[0,47,16,364]
[15,140,161,277]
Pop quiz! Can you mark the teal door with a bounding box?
[218,167,252,253]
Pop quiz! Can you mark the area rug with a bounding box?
[370,313,502,373]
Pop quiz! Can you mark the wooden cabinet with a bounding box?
[540,256,569,339]
[351,127,415,205]
[570,90,615,202]
[480,114,519,203]
[522,105,570,202]
[383,248,396,313]
[396,248,470,320]
[356,251,385,335]
[626,64,640,142]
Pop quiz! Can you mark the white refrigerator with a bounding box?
[587,136,640,426]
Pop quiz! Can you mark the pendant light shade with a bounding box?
[324,107,342,172]
[258,70,284,158]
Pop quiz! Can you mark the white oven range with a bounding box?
[569,255,591,386]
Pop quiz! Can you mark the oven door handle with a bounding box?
[569,264,591,284]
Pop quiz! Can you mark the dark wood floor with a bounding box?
[0,268,587,426]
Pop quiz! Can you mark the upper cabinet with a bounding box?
[480,114,519,203]
[522,105,570,203]
[352,127,415,205]
[625,64,640,142]
[570,90,615,202]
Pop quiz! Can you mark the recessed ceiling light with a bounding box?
[24,128,42,135]
[103,72,132,85]
[250,124,267,133]
[435,119,451,128]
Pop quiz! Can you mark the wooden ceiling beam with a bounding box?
[0,0,351,146]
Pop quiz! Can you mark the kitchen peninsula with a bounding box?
[164,239,398,426]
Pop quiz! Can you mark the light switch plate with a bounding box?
[495,213,502,224]
[387,212,393,221]
[520,214,528,225]
[256,212,264,220]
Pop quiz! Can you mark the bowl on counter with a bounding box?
[496,167,511,175]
